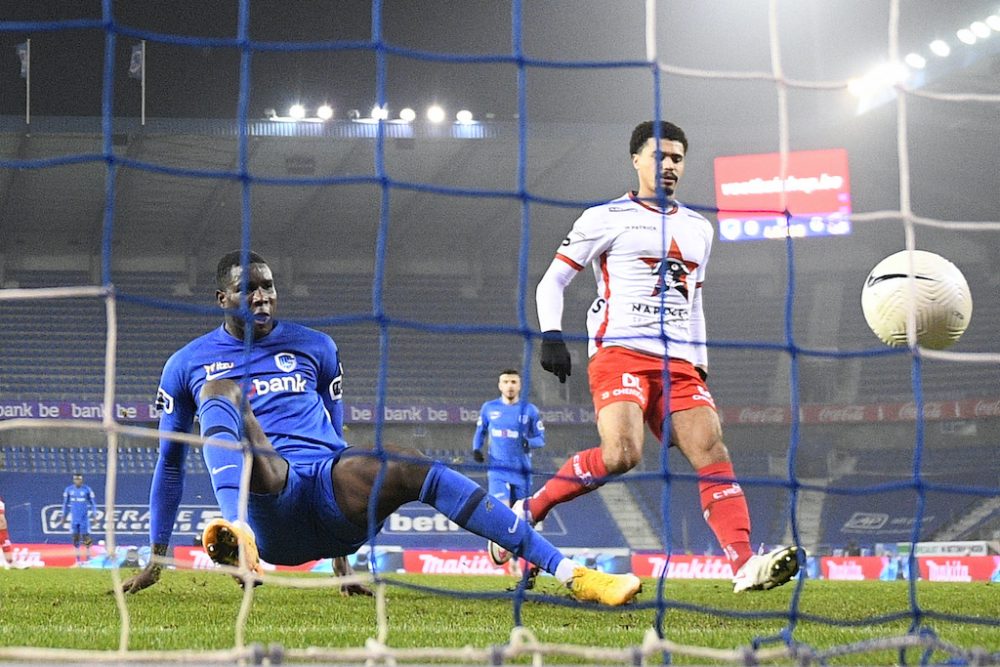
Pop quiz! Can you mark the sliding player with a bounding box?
[122,250,641,607]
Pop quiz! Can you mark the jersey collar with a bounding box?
[628,191,678,215]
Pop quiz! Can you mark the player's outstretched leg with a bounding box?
[418,463,640,606]
[732,545,801,593]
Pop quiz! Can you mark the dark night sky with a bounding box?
[1,1,997,123]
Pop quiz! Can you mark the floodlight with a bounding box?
[903,53,926,69]
[986,15,1000,31]
[371,105,389,120]
[289,104,306,119]
[455,109,474,124]
[970,21,991,38]
[929,39,951,57]
[956,28,976,45]
[426,105,446,123]
[316,104,334,120]
[399,107,416,122]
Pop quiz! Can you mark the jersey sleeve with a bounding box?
[87,488,97,514]
[316,334,345,438]
[149,350,197,546]
[472,403,489,452]
[536,207,611,332]
[61,487,69,517]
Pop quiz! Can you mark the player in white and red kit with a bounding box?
[0,495,13,569]
[516,120,799,593]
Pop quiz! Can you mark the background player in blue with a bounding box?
[62,474,97,564]
[472,368,545,585]
[121,250,640,606]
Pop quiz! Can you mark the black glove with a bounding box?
[472,449,484,463]
[540,330,571,383]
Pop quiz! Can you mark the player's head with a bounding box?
[73,474,84,486]
[498,368,521,402]
[215,250,277,341]
[629,120,688,201]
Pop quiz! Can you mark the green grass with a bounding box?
[0,569,997,664]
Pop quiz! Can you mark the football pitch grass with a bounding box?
[0,569,997,664]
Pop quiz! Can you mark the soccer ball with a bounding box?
[860,250,973,350]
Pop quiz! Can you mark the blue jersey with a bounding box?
[472,399,545,482]
[62,485,97,524]
[149,321,346,544]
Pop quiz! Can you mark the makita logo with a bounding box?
[925,559,971,582]
[251,373,307,396]
[417,553,505,574]
[826,560,865,580]
[646,556,733,579]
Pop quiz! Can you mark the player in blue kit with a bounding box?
[121,250,641,606]
[472,369,545,585]
[62,474,97,565]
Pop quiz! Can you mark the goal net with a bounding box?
[0,0,998,663]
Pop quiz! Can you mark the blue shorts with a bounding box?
[247,449,380,566]
[487,476,530,506]
[70,521,90,536]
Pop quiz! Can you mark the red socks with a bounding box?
[697,461,753,568]
[530,447,608,522]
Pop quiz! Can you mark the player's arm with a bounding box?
[536,208,607,383]
[471,405,488,463]
[523,405,545,450]
[87,488,98,519]
[690,282,708,379]
[535,258,579,382]
[61,489,70,523]
[318,337,345,438]
[123,360,196,594]
[689,222,713,380]
[332,555,373,597]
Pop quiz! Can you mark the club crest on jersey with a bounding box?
[274,352,297,373]
[639,238,698,298]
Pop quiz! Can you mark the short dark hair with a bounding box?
[629,120,688,156]
[216,250,268,290]
[499,368,520,377]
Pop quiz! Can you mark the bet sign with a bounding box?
[713,148,852,241]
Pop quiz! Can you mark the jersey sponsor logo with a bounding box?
[155,387,175,415]
[203,361,235,381]
[249,373,308,397]
[274,352,297,373]
[489,410,502,420]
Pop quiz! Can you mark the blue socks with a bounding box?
[418,463,562,575]
[198,396,245,522]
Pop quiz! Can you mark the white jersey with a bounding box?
[552,192,712,363]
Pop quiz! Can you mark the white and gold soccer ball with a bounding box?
[861,250,973,350]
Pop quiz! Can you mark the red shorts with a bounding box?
[588,346,716,441]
